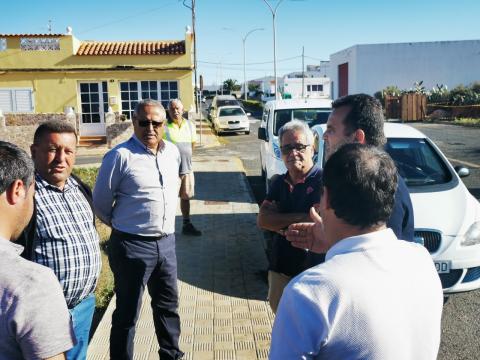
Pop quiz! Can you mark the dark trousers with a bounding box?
[108,230,182,360]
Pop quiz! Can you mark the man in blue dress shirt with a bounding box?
[93,99,184,360]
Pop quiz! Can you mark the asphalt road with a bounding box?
[196,115,480,360]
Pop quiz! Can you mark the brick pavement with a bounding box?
[86,124,274,359]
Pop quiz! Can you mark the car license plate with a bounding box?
[434,261,451,274]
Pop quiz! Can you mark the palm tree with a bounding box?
[223,78,241,93]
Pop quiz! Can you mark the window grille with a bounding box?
[20,38,60,51]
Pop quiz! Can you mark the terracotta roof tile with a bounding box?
[76,40,185,56]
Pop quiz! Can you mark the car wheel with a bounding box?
[245,130,250,135]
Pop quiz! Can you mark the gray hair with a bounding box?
[0,141,35,194]
[133,99,166,118]
[33,120,77,144]
[168,98,183,109]
[278,120,314,146]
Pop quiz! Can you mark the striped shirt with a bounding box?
[33,174,101,308]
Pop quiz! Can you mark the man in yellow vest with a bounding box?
[165,99,202,236]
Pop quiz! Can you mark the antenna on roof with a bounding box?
[48,19,53,34]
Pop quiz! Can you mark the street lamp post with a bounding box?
[261,0,286,100]
[243,28,264,101]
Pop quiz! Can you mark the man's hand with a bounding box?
[285,207,328,254]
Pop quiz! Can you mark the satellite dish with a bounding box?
[66,26,73,35]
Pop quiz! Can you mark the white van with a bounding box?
[258,98,332,191]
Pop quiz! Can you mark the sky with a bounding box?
[2,0,479,87]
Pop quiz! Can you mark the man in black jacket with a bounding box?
[20,120,101,360]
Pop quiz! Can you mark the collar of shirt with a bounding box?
[131,134,166,155]
[0,238,24,256]
[168,118,186,129]
[326,228,396,262]
[283,164,320,191]
[35,173,78,192]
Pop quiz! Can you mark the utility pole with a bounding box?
[302,46,305,98]
[183,1,199,114]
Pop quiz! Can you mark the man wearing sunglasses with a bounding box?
[94,99,184,360]
[257,120,325,313]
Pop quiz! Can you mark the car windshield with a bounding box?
[273,108,331,135]
[217,99,240,107]
[385,138,452,187]
[219,107,245,117]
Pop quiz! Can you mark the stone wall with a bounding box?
[107,121,133,148]
[0,113,77,152]
[0,112,136,150]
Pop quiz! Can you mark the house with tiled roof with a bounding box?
[0,28,194,137]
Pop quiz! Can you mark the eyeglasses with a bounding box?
[137,120,164,128]
[280,143,309,155]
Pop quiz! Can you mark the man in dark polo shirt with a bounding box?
[257,120,325,313]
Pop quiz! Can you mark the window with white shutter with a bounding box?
[0,89,34,113]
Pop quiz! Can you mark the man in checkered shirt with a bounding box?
[20,120,101,360]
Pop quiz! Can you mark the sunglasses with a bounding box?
[137,120,164,128]
[280,143,309,155]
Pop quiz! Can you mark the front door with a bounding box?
[78,81,108,136]
[338,62,348,98]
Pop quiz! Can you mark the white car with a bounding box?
[211,105,251,135]
[309,123,480,294]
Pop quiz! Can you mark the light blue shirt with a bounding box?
[93,135,181,236]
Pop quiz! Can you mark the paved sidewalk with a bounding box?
[87,145,274,358]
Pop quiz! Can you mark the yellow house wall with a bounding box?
[0,35,193,69]
[0,70,193,113]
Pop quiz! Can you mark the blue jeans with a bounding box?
[67,293,96,360]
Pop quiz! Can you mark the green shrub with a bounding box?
[241,100,264,111]
[72,166,114,310]
[374,85,402,106]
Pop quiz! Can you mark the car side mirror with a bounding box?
[455,165,470,178]
[258,127,268,141]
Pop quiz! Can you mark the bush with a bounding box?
[72,166,114,311]
[241,99,263,111]
[374,85,402,106]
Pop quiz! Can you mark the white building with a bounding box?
[283,76,331,99]
[282,62,331,99]
[329,40,480,99]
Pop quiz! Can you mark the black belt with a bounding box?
[112,228,169,241]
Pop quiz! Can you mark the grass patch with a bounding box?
[72,167,114,311]
[424,117,480,127]
[452,117,480,127]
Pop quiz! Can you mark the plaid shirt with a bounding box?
[33,174,101,308]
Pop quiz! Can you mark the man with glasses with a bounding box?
[94,100,184,360]
[257,120,325,313]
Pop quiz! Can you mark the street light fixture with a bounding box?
[261,0,303,99]
[261,0,286,100]
[243,28,264,100]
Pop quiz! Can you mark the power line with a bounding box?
[198,55,302,66]
[77,2,178,36]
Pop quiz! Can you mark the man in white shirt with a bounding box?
[269,144,443,360]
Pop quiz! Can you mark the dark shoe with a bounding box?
[182,222,202,236]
